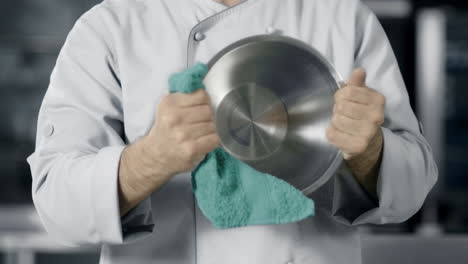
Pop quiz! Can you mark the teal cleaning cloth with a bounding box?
[169,63,315,229]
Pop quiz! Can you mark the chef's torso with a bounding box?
[96,0,364,263]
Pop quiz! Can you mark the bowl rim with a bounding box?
[205,34,344,195]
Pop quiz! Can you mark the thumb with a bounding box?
[348,68,367,87]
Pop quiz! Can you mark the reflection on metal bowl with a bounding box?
[203,35,343,195]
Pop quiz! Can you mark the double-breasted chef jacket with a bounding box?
[27,0,438,263]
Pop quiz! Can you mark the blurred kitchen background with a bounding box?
[0,0,467,263]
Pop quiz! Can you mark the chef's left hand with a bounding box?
[326,68,385,161]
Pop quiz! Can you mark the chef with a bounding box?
[27,0,438,263]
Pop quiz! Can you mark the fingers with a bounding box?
[334,100,384,123]
[335,85,382,105]
[194,133,220,154]
[179,105,214,124]
[348,68,367,87]
[182,122,217,140]
[331,114,375,140]
[326,125,367,157]
[334,100,367,120]
[327,68,386,160]
[168,89,211,107]
[172,122,217,145]
[337,69,385,107]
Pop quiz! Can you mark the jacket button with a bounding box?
[44,124,54,137]
[194,32,205,41]
[266,26,276,34]
[266,26,282,35]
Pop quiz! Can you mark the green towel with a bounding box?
[169,63,314,229]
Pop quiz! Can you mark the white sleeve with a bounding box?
[331,2,438,225]
[27,5,153,245]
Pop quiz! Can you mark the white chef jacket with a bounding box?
[27,0,438,263]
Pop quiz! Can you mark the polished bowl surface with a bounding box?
[203,35,343,194]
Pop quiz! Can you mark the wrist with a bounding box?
[120,138,170,193]
[347,128,383,168]
[134,136,174,182]
[345,128,384,196]
[117,137,174,216]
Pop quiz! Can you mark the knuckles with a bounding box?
[181,143,200,163]
[326,123,374,156]
[198,90,210,101]
[344,86,359,98]
[192,90,210,104]
[334,88,346,101]
[331,115,344,129]
[335,85,358,100]
[174,130,187,143]
[326,126,337,143]
[374,93,386,106]
[160,94,174,106]
[162,114,180,128]
[371,111,385,125]
[336,85,387,107]
[201,105,212,117]
[335,102,345,113]
[333,94,385,126]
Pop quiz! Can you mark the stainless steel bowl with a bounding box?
[203,35,343,194]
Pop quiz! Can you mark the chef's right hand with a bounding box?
[142,89,220,177]
[118,89,219,216]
